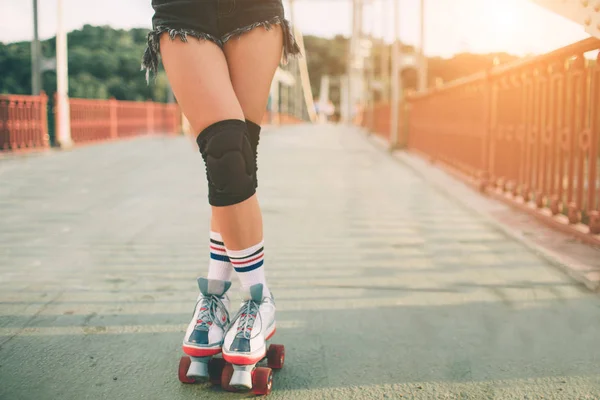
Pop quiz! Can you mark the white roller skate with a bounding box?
[220,283,285,395]
[177,278,231,384]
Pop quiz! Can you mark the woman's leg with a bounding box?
[152,5,298,378]
[158,38,243,130]
[160,32,263,256]
[157,35,259,362]
[204,4,299,300]
[204,29,284,296]
[158,33,253,275]
[224,25,283,124]
[213,25,284,299]
[217,25,289,372]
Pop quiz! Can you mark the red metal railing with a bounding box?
[408,72,490,178]
[406,37,600,243]
[3,93,301,151]
[66,97,180,144]
[362,102,392,141]
[0,92,49,150]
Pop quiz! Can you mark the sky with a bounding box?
[0,0,590,57]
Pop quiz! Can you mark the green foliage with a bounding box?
[303,34,349,105]
[0,25,164,101]
[0,42,32,94]
[0,24,521,103]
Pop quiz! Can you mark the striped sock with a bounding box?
[227,240,270,298]
[207,232,233,282]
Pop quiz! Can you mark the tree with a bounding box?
[0,25,163,101]
[1,25,522,104]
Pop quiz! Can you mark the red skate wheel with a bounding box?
[208,358,226,385]
[252,367,273,396]
[178,356,196,384]
[267,344,285,369]
[220,364,238,392]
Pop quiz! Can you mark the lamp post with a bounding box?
[389,0,401,149]
[418,0,427,92]
[56,0,72,148]
[31,0,42,95]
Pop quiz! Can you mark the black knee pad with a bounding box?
[245,119,261,189]
[196,119,256,207]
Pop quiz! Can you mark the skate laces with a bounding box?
[194,295,229,331]
[230,299,262,340]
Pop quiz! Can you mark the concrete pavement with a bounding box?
[1,125,600,399]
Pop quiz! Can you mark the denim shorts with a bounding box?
[141,0,301,81]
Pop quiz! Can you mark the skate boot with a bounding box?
[178,278,231,384]
[221,283,285,395]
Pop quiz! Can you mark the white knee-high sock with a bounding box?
[206,231,233,282]
[226,240,270,298]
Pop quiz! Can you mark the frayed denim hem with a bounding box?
[141,26,223,83]
[221,16,301,63]
[141,18,302,84]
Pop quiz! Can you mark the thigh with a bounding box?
[144,0,236,128]
[159,37,244,134]
[219,0,300,123]
[222,26,283,124]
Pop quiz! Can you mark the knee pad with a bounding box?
[245,119,261,189]
[196,119,256,207]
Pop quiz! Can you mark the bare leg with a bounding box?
[224,25,283,123]
[152,6,295,375]
[159,37,243,131]
[159,36,244,360]
[160,35,264,257]
[208,26,282,246]
[218,27,285,370]
[210,26,284,251]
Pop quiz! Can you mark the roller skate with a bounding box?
[220,283,285,396]
[177,278,231,385]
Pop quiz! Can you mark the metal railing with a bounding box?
[364,102,392,142]
[66,97,180,144]
[0,92,49,150]
[0,94,182,152]
[406,37,600,243]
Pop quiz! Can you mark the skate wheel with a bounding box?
[208,358,226,385]
[220,364,238,392]
[252,367,273,396]
[178,356,196,384]
[267,344,285,369]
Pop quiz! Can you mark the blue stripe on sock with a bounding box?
[211,253,230,262]
[233,260,263,273]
